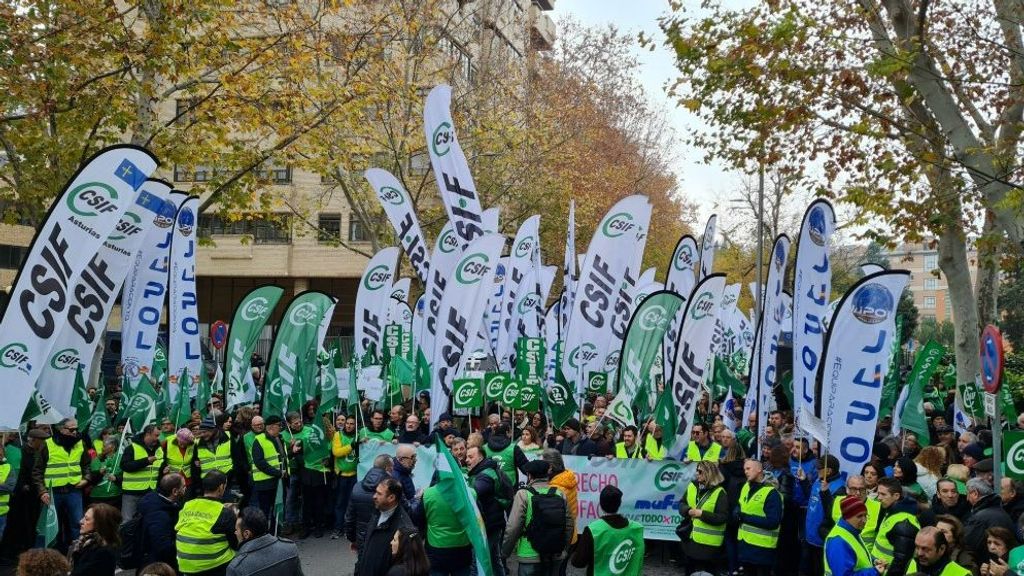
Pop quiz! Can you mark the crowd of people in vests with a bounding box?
[2,370,1024,576]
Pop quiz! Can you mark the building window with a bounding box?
[440,33,473,81]
[922,313,936,322]
[924,254,938,272]
[318,213,341,243]
[255,164,291,185]
[0,244,28,269]
[198,214,292,244]
[924,296,936,309]
[924,278,939,290]
[174,165,219,183]
[945,298,952,314]
[348,213,371,242]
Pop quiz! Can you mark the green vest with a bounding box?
[300,429,330,473]
[589,518,644,576]
[166,441,195,479]
[872,510,920,563]
[359,426,394,443]
[685,483,725,547]
[122,442,164,492]
[737,482,779,548]
[0,463,11,515]
[614,442,642,459]
[831,495,881,553]
[484,441,517,484]
[44,438,85,488]
[686,441,722,462]
[906,559,972,576]
[197,434,232,474]
[515,486,563,560]
[644,435,666,461]
[334,432,358,475]
[89,454,121,499]
[824,523,873,575]
[243,431,257,466]
[423,484,470,549]
[175,497,235,573]
[252,433,281,483]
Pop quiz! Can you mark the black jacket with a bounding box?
[559,435,598,457]
[251,434,285,491]
[1004,495,1024,524]
[69,537,117,576]
[467,457,507,534]
[964,493,1016,561]
[357,505,413,576]
[119,434,163,495]
[137,491,180,570]
[931,493,971,522]
[485,435,528,475]
[347,467,390,547]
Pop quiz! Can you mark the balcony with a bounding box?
[530,6,556,51]
[533,0,555,10]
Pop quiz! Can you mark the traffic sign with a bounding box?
[210,320,228,349]
[985,392,997,418]
[980,325,1004,393]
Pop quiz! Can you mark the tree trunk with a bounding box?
[131,0,162,147]
[937,218,980,390]
[975,210,1000,330]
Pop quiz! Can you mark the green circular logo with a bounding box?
[639,304,668,331]
[1007,437,1024,476]
[439,229,459,254]
[432,122,453,157]
[602,212,635,238]
[568,342,597,369]
[609,540,637,575]
[363,264,391,291]
[514,235,535,259]
[654,462,685,491]
[49,348,79,371]
[66,182,119,218]
[486,375,506,398]
[455,253,490,285]
[0,342,29,369]
[674,244,695,271]
[379,186,404,206]
[962,384,978,412]
[501,380,519,405]
[108,211,143,242]
[455,380,479,405]
[690,291,715,320]
[548,382,569,404]
[517,293,539,315]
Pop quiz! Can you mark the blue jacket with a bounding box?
[824,518,879,576]
[735,480,783,566]
[137,490,181,570]
[391,458,416,508]
[806,473,847,547]
[790,457,817,507]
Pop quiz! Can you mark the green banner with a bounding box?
[960,378,985,420]
[87,385,110,439]
[225,286,285,408]
[899,340,946,446]
[499,378,520,407]
[547,368,579,428]
[172,370,192,428]
[615,291,685,417]
[587,372,608,395]
[879,316,904,419]
[484,372,512,402]
[127,375,160,432]
[263,291,336,418]
[70,365,92,426]
[453,378,483,409]
[383,324,402,364]
[1004,431,1024,480]
[515,337,545,380]
[517,380,540,411]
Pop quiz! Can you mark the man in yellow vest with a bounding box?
[906,526,972,575]
[250,415,286,525]
[829,475,882,554]
[120,423,165,523]
[684,423,722,463]
[165,428,197,492]
[175,470,237,576]
[611,426,643,459]
[0,442,17,540]
[736,459,782,576]
[643,422,667,461]
[824,496,886,575]
[872,477,920,575]
[33,418,90,548]
[570,485,644,576]
[196,416,233,484]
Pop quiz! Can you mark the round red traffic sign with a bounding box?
[210,320,228,350]
[980,324,1004,394]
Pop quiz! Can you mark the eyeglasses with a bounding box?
[63,427,78,432]
[400,455,417,462]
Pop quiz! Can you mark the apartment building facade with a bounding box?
[885,241,979,324]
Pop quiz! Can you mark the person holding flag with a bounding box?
[34,418,91,550]
[119,424,165,523]
[250,415,287,524]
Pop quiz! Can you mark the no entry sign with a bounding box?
[980,324,1004,394]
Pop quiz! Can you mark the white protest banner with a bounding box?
[793,200,836,431]
[496,215,540,371]
[663,235,698,387]
[419,221,461,363]
[365,168,431,284]
[482,207,500,234]
[670,274,726,453]
[168,196,202,397]
[819,270,910,476]
[121,191,187,389]
[424,85,484,245]
[560,199,576,334]
[753,235,791,456]
[430,233,505,426]
[355,247,399,359]
[562,195,651,396]
[0,145,157,427]
[37,179,171,417]
[484,257,508,358]
[698,214,717,280]
[390,278,411,304]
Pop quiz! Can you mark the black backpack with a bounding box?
[117,511,143,569]
[483,466,515,511]
[523,486,567,558]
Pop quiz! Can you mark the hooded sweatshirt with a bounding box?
[549,469,579,545]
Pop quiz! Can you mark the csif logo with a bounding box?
[289,301,322,327]
[520,384,537,404]
[66,182,120,218]
[485,374,507,398]
[455,379,480,405]
[548,381,569,404]
[439,229,459,254]
[379,186,404,206]
[1006,435,1024,476]
[602,212,636,238]
[363,264,392,291]
[108,211,144,241]
[176,207,195,237]
[455,253,490,285]
[128,391,155,419]
[49,348,80,371]
[501,380,519,405]
[808,205,828,246]
[432,121,454,157]
[851,282,894,325]
[639,304,669,331]
[514,236,535,259]
[241,296,272,322]
[568,342,598,369]
[690,291,715,320]
[674,244,694,271]
[608,539,638,575]
[654,462,687,491]
[0,342,30,373]
[517,293,540,315]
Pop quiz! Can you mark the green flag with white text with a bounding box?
[434,437,493,576]
[263,291,337,418]
[547,368,578,429]
[127,376,160,432]
[898,340,946,446]
[87,385,110,440]
[70,364,92,426]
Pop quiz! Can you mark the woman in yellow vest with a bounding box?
[165,428,197,492]
[679,461,730,574]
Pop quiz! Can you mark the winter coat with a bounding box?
[467,457,508,534]
[391,459,416,508]
[1003,495,1024,525]
[824,518,880,576]
[734,479,783,567]
[501,479,574,563]
[931,492,971,522]
[885,497,921,576]
[806,473,847,547]
[549,468,579,545]
[68,533,117,576]
[137,491,180,570]
[357,505,413,576]
[790,457,818,507]
[226,533,304,576]
[678,483,730,561]
[347,467,390,547]
[964,493,1016,561]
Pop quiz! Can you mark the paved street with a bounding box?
[293,534,682,576]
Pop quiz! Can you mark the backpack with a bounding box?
[523,486,567,558]
[117,511,143,569]
[484,466,514,511]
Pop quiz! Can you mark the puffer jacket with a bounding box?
[226,534,303,576]
[345,467,390,547]
[549,468,579,545]
[882,496,921,576]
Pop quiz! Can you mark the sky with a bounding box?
[550,0,741,231]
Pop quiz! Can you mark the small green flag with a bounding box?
[586,372,607,395]
[546,369,578,429]
[127,376,160,432]
[899,340,946,446]
[70,364,92,426]
[414,346,431,399]
[347,361,360,417]
[452,378,483,409]
[653,385,678,451]
[37,492,58,547]
[173,370,192,428]
[197,369,213,418]
[87,385,110,440]
[274,478,285,527]
[434,438,494,576]
[518,380,541,411]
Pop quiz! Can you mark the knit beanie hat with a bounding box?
[841,497,868,520]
